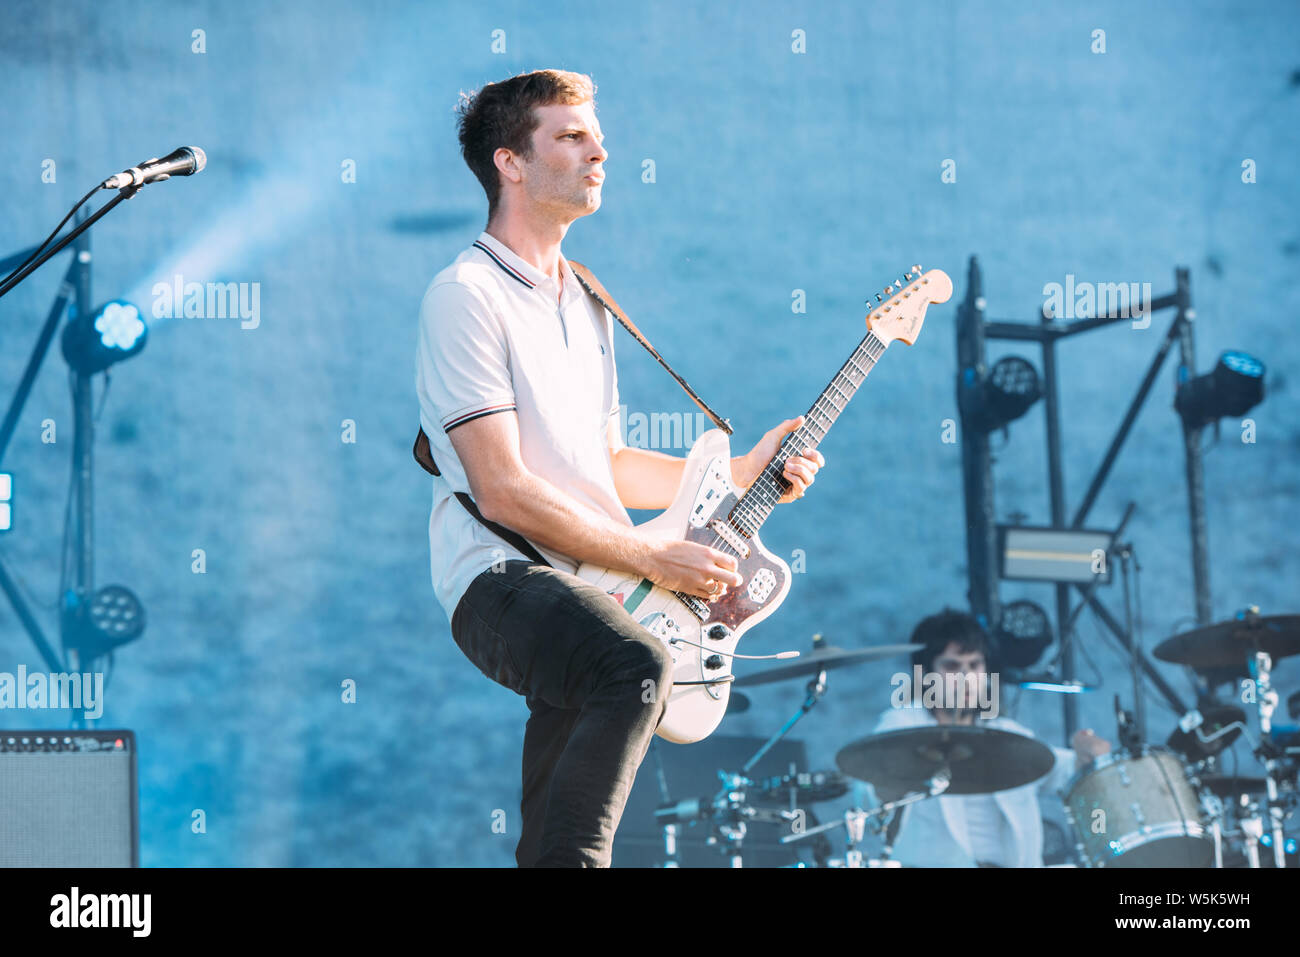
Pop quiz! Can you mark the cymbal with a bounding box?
[734,644,922,688]
[836,725,1056,795]
[1154,615,1300,670]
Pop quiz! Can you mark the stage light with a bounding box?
[0,472,10,532]
[65,584,146,657]
[61,300,147,374]
[963,355,1042,433]
[994,599,1053,668]
[1174,350,1265,428]
[998,525,1114,584]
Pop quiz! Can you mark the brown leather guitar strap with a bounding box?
[566,260,732,437]
[412,259,732,566]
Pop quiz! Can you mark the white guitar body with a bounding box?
[575,427,791,744]
[575,265,951,745]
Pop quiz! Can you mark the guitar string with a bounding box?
[668,332,887,617]
[735,334,886,525]
[742,335,885,515]
[709,335,884,547]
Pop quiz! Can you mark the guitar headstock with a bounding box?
[866,265,953,346]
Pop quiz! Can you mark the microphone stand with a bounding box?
[1117,542,1146,743]
[0,183,140,703]
[696,636,834,867]
[648,741,680,868]
[0,184,139,300]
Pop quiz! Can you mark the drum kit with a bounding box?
[649,613,1300,868]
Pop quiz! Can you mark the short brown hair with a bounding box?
[455,69,597,219]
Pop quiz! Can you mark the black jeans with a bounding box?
[449,559,674,867]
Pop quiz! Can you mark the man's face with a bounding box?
[504,101,607,221]
[931,641,987,711]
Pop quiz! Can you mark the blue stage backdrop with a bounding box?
[0,0,1296,866]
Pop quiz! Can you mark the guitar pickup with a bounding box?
[708,519,750,558]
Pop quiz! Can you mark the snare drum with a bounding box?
[1062,746,1213,867]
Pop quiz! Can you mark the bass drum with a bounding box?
[1063,746,1213,867]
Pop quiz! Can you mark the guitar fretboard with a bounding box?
[728,330,888,536]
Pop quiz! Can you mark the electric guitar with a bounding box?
[576,265,952,743]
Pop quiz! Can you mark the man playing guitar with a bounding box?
[415,69,825,866]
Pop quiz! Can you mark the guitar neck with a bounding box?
[729,330,888,536]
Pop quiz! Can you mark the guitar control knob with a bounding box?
[706,623,730,641]
[705,655,724,670]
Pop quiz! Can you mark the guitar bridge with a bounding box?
[675,593,710,622]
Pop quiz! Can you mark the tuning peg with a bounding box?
[875,293,884,302]
[911,264,922,275]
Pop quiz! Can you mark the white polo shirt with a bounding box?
[415,230,633,623]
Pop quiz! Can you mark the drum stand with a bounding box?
[780,777,944,865]
[724,664,930,867]
[650,669,833,867]
[647,743,681,867]
[707,667,836,867]
[1249,649,1289,868]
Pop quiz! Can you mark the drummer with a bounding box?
[857,609,1111,867]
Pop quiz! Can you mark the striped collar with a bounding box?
[473,230,573,292]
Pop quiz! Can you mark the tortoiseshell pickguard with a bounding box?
[681,491,787,628]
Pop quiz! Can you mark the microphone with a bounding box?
[102,147,206,189]
[1114,694,1141,752]
[654,797,710,825]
